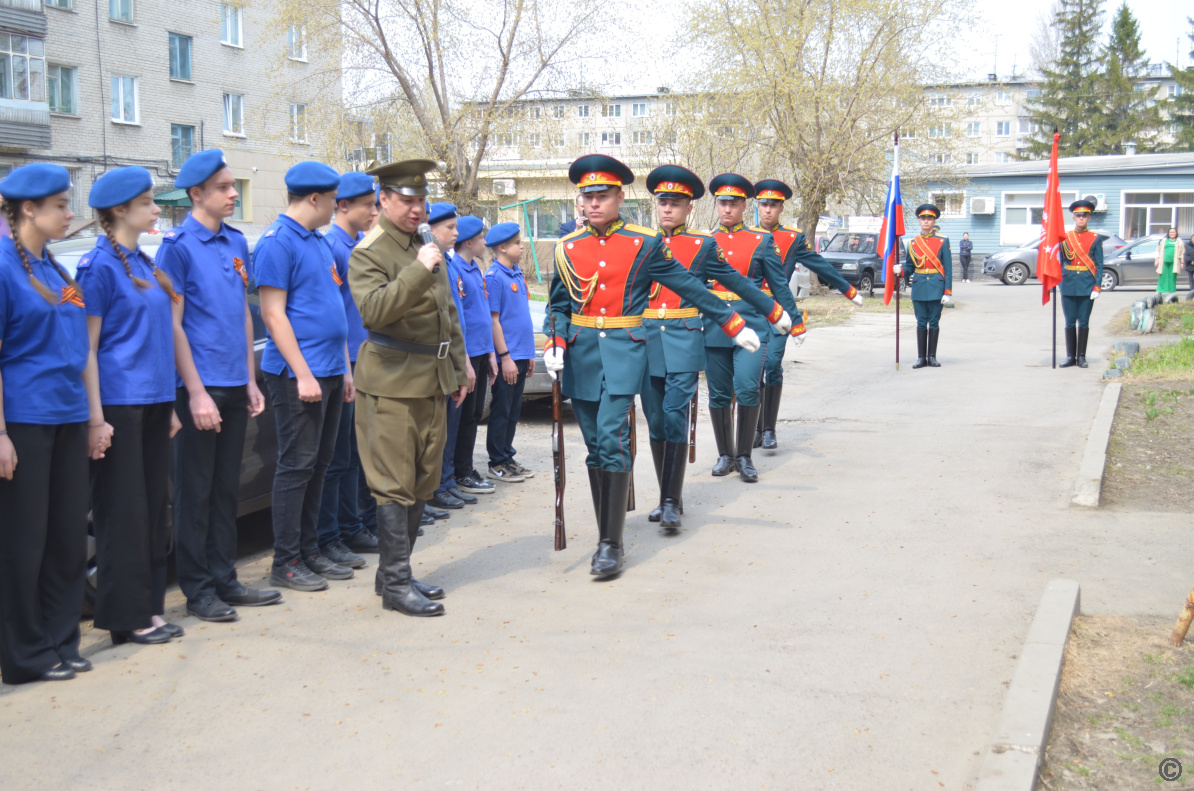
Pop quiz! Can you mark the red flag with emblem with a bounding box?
[1037,131,1064,305]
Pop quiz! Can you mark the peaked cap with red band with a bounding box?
[753,178,793,203]
[647,164,705,201]
[709,173,754,200]
[569,154,635,194]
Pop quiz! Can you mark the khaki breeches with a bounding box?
[355,392,446,506]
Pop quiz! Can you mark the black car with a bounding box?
[817,232,908,296]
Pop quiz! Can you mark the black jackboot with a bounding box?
[928,329,941,367]
[647,441,665,522]
[591,470,630,578]
[1059,327,1077,368]
[375,502,443,616]
[709,406,737,476]
[761,384,782,449]
[734,404,762,483]
[375,502,444,601]
[588,465,602,518]
[912,328,929,368]
[658,441,687,531]
[753,389,766,449]
[1076,327,1090,368]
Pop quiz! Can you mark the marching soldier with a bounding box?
[641,166,791,531]
[894,204,952,368]
[705,174,802,483]
[349,160,469,617]
[1058,199,1102,369]
[752,178,864,449]
[543,155,761,578]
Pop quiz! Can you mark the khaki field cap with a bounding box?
[369,159,436,197]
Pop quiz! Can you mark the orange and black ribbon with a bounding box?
[233,257,249,287]
[330,265,344,287]
[60,285,84,308]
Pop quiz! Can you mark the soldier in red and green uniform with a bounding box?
[1058,199,1103,369]
[752,178,864,449]
[893,204,952,368]
[542,156,761,578]
[641,166,790,530]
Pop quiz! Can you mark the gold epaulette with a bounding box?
[782,225,803,235]
[623,223,659,237]
[559,227,587,243]
[685,228,712,237]
[359,225,384,249]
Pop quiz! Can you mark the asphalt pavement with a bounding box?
[1,279,1189,790]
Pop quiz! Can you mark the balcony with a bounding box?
[0,0,46,37]
[0,98,51,148]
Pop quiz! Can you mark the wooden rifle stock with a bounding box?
[627,401,637,512]
[550,316,566,551]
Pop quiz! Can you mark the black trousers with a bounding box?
[173,386,249,605]
[0,422,88,684]
[454,353,491,478]
[959,255,971,281]
[486,358,528,467]
[91,402,174,633]
[264,373,343,566]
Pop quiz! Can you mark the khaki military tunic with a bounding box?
[349,214,468,505]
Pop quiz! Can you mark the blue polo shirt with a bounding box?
[450,250,495,357]
[485,260,535,361]
[252,214,348,378]
[156,214,251,388]
[76,236,176,405]
[0,236,90,424]
[328,224,368,363]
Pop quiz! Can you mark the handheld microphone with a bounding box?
[416,222,441,273]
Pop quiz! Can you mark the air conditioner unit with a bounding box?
[492,178,516,196]
[970,196,995,215]
[1081,193,1108,212]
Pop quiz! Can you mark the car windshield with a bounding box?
[826,233,877,254]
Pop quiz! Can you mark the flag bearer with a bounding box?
[894,204,952,368]
[1058,199,1102,369]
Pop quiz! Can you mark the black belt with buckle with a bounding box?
[368,331,451,359]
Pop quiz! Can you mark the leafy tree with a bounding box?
[1023,0,1105,158]
[1168,18,1194,152]
[1092,2,1161,153]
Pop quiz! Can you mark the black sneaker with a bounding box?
[507,461,535,479]
[270,558,329,592]
[425,505,450,520]
[456,473,496,494]
[447,487,478,505]
[218,583,282,606]
[321,539,366,569]
[431,490,465,509]
[342,530,379,553]
[305,552,354,580]
[488,464,524,483]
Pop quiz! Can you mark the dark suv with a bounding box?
[817,232,908,296]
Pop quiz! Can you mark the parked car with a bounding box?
[982,234,1128,288]
[816,231,908,296]
[1103,234,1168,289]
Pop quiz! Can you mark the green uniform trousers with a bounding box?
[355,392,446,506]
[1061,295,1095,329]
[913,299,943,330]
[761,327,786,386]
[705,345,765,409]
[640,371,698,444]
[572,379,635,471]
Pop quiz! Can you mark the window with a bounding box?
[601,104,621,118]
[1169,84,1181,98]
[577,132,589,146]
[966,121,981,137]
[931,153,950,165]
[530,106,541,119]
[109,0,133,23]
[110,75,138,123]
[996,90,1012,105]
[632,102,648,117]
[1025,89,1042,101]
[287,26,306,60]
[928,94,951,107]
[931,191,964,216]
[901,127,915,139]
[497,132,515,147]
[996,121,1011,136]
[169,33,192,81]
[577,104,589,118]
[552,133,564,148]
[220,5,242,46]
[1001,190,1080,245]
[600,131,621,146]
[46,0,72,7]
[553,104,565,118]
[1122,192,1194,238]
[1017,118,1037,135]
[927,124,951,138]
[223,92,244,134]
[664,102,676,116]
[47,64,77,114]
[967,93,982,106]
[664,130,676,145]
[0,35,47,102]
[171,124,194,168]
[232,178,249,221]
[375,132,392,163]
[631,130,651,144]
[965,152,980,165]
[528,132,541,148]
[289,103,306,142]
[995,152,1013,163]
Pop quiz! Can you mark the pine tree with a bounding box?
[1092,2,1162,153]
[1023,0,1105,159]
[1168,18,1194,152]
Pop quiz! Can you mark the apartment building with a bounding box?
[0,0,336,235]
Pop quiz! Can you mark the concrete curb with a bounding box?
[975,579,1081,791]
[1070,382,1122,507]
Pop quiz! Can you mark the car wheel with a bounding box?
[1101,269,1118,292]
[859,272,874,298]
[1003,262,1030,285]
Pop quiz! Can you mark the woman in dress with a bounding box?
[1155,228,1185,296]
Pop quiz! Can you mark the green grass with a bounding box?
[1178,666,1194,689]
[1152,302,1194,334]
[1124,338,1194,382]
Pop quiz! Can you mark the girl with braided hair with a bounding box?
[76,167,181,646]
[0,164,112,684]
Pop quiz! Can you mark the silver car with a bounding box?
[983,234,1128,289]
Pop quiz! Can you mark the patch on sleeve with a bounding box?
[359,225,385,249]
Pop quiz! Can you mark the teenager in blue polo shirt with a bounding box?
[447,216,497,497]
[0,164,109,684]
[77,167,183,647]
[316,171,380,564]
[484,222,537,482]
[254,161,353,592]
[158,149,280,624]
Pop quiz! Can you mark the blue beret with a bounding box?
[429,202,458,225]
[485,222,520,247]
[0,163,72,202]
[337,171,376,202]
[456,216,484,244]
[89,166,155,210]
[174,149,228,190]
[285,161,340,196]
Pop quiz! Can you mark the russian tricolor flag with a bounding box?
[878,135,905,306]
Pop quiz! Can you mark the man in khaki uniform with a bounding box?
[350,159,468,617]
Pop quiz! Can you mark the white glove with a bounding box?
[733,327,761,353]
[851,293,864,306]
[774,310,792,335]
[790,332,805,348]
[543,347,565,380]
[892,264,903,276]
[941,295,951,305]
[1090,290,1100,300]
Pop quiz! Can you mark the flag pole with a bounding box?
[1051,286,1057,368]
[894,132,900,370]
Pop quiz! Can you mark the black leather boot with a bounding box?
[406,501,444,600]
[928,329,941,367]
[1059,327,1077,367]
[588,465,602,519]
[734,404,762,483]
[753,388,766,449]
[709,406,736,476]
[591,470,630,577]
[1076,327,1089,368]
[912,328,928,368]
[376,502,443,616]
[659,441,687,531]
[647,441,665,522]
[761,384,782,449]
